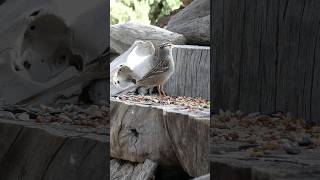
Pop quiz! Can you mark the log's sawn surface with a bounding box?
[213,0,320,122]
[0,119,108,180]
[165,45,210,100]
[110,98,210,177]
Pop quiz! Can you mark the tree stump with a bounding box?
[164,45,210,99]
[110,97,210,177]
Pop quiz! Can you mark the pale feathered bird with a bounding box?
[115,42,175,96]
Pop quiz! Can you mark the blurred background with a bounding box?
[110,0,192,26]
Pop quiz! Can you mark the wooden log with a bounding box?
[0,0,108,105]
[110,98,210,177]
[213,0,320,122]
[110,159,157,180]
[166,0,210,45]
[165,45,210,99]
[111,22,186,55]
[0,118,108,180]
[210,149,320,180]
[210,111,320,179]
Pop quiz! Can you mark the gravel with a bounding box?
[0,103,109,129]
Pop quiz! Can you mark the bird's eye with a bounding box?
[117,81,120,83]
[120,65,123,67]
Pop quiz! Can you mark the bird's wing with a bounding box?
[139,58,170,81]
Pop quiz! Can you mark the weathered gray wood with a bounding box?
[0,122,23,162]
[210,110,320,179]
[110,98,209,177]
[213,0,320,122]
[0,119,108,180]
[17,61,107,105]
[164,45,210,99]
[111,22,186,55]
[166,0,210,45]
[210,149,320,180]
[0,0,108,105]
[110,159,157,180]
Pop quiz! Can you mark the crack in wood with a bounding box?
[0,126,24,164]
[40,137,69,180]
[78,141,98,169]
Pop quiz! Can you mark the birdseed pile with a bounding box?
[114,95,210,111]
[212,110,320,156]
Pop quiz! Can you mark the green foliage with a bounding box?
[111,0,181,25]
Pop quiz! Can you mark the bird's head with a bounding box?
[159,42,174,49]
[159,42,175,56]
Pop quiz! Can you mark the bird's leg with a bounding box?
[160,85,167,96]
[148,86,153,95]
[157,85,163,96]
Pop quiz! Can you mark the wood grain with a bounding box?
[0,119,108,180]
[213,0,320,122]
[110,98,210,177]
[110,159,157,180]
[166,0,210,45]
[164,45,210,99]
